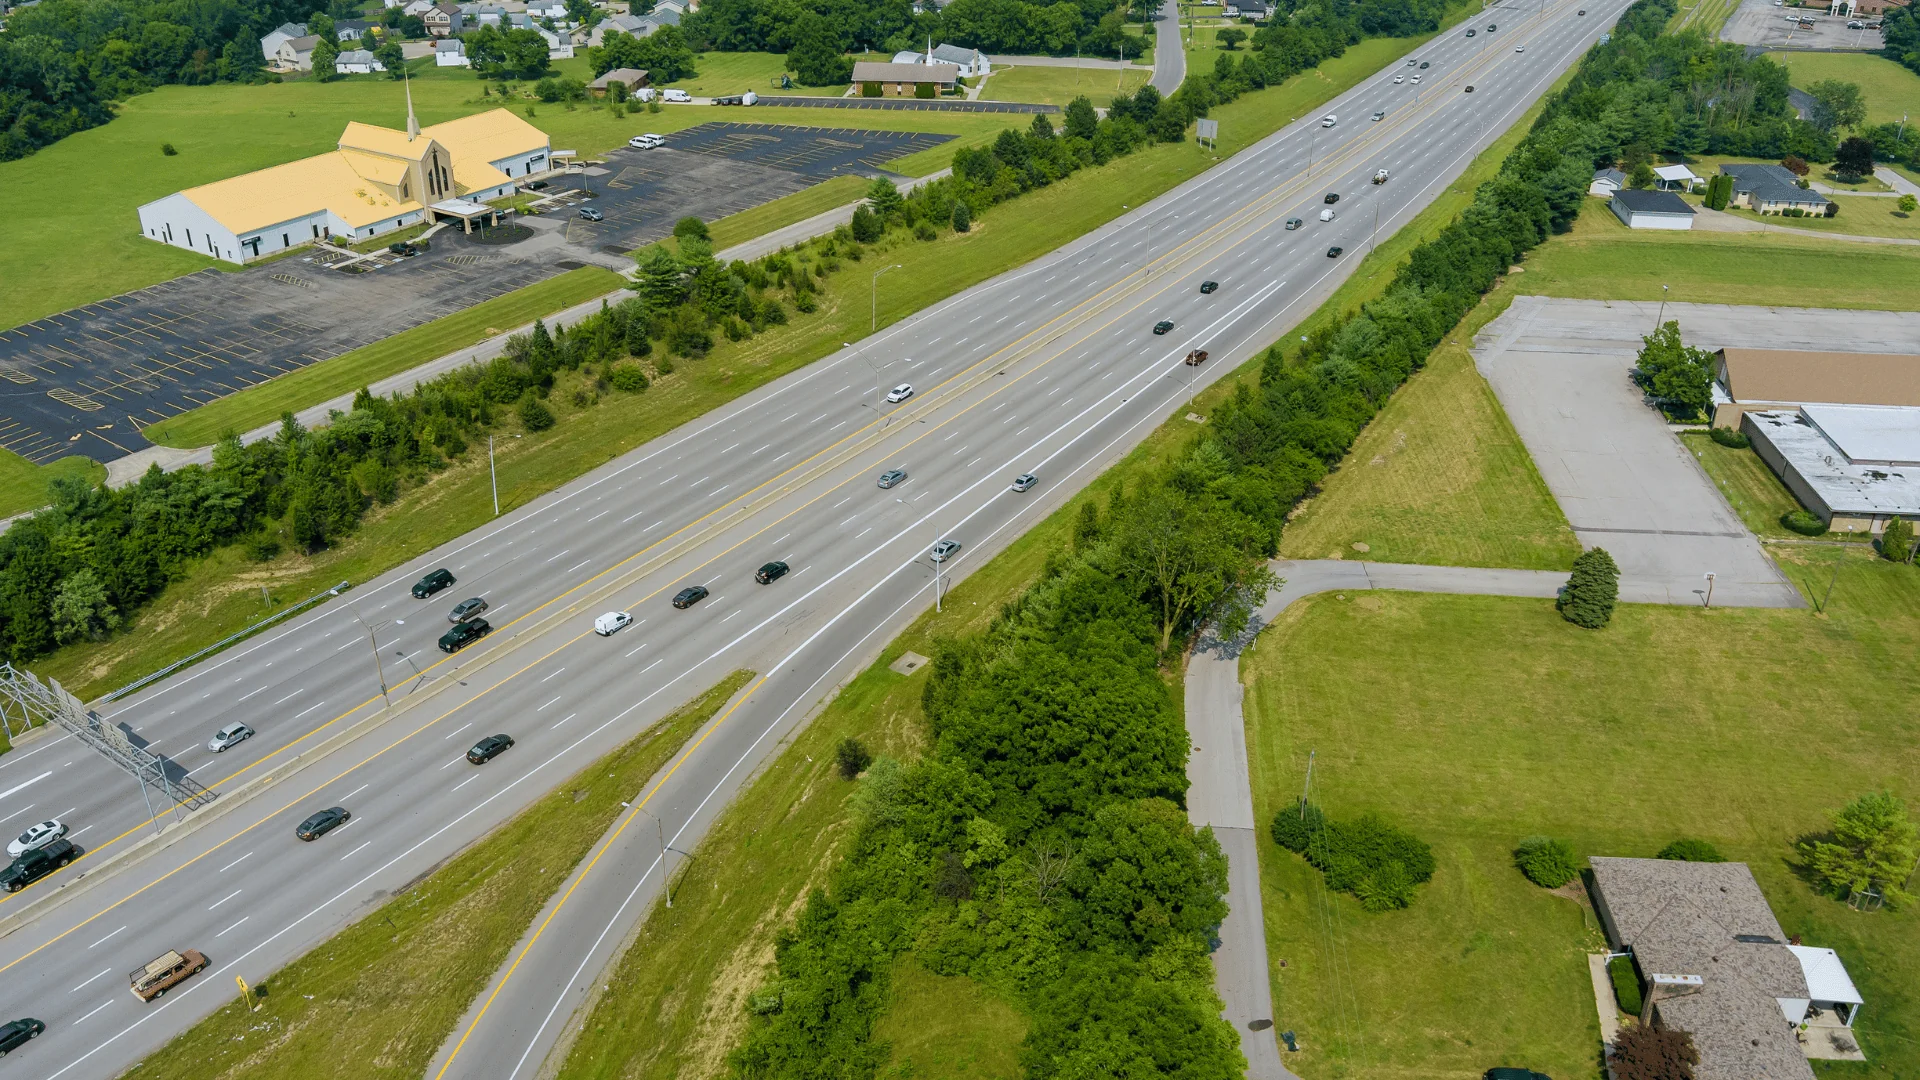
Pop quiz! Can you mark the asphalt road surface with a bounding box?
[0,2,1629,1075]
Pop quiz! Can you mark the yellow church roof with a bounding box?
[422,109,548,167]
[178,152,423,234]
[339,121,431,161]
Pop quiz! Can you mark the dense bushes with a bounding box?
[1271,801,1435,911]
[1707,426,1748,449]
[1514,836,1581,888]
[1782,509,1827,536]
[1608,954,1644,1014]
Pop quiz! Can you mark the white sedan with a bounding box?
[594,611,634,636]
[885,384,914,403]
[8,820,67,859]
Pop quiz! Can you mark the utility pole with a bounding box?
[1653,283,1669,331]
[934,529,943,613]
[872,263,902,334]
[489,434,499,516]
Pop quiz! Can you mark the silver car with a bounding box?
[207,722,255,753]
[877,469,907,489]
[449,596,490,623]
[1010,473,1038,493]
[930,539,962,562]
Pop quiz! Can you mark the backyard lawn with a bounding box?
[1713,194,1920,242]
[1245,545,1920,1080]
[655,51,816,97]
[1767,50,1920,126]
[979,63,1152,108]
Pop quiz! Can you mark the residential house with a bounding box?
[1653,163,1699,191]
[588,8,676,43]
[1722,163,1832,215]
[275,35,321,71]
[433,38,470,65]
[930,43,990,76]
[527,0,567,14]
[1589,167,1626,196]
[403,0,435,14]
[1610,188,1696,230]
[1225,0,1270,16]
[851,61,960,95]
[261,22,308,61]
[425,2,462,34]
[473,4,507,25]
[335,48,385,74]
[335,18,375,41]
[652,0,689,14]
[588,67,651,95]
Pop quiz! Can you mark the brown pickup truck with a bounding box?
[130,949,208,1002]
[1184,349,1209,367]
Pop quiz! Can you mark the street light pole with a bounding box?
[354,613,391,707]
[635,805,670,905]
[489,434,499,516]
[872,263,903,334]
[1653,283,1670,331]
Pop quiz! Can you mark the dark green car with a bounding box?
[0,1017,45,1057]
[438,617,492,653]
[413,567,455,598]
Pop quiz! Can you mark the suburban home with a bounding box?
[1589,858,1865,1080]
[653,0,690,14]
[852,61,960,96]
[335,18,374,40]
[1722,163,1831,215]
[425,2,462,34]
[930,43,990,76]
[1589,167,1626,196]
[260,22,308,61]
[137,106,550,264]
[335,48,385,74]
[275,35,321,71]
[402,0,436,13]
[527,0,567,16]
[535,25,574,57]
[1653,163,1699,191]
[588,8,676,43]
[433,38,470,65]
[588,67,651,95]
[1610,188,1696,230]
[471,4,507,25]
[1225,0,1270,16]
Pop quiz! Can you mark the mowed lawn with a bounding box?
[1714,193,1920,242]
[0,454,105,520]
[1244,546,1920,1080]
[1768,50,1920,125]
[656,51,816,97]
[979,63,1151,108]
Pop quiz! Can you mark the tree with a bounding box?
[1612,1024,1698,1080]
[634,245,685,311]
[672,215,709,242]
[1514,836,1581,887]
[1628,160,1656,189]
[1807,78,1866,132]
[1558,547,1618,629]
[375,39,407,78]
[1216,27,1246,49]
[1634,320,1714,417]
[951,198,971,232]
[1799,791,1918,909]
[866,176,903,221]
[1063,94,1098,141]
[848,204,883,243]
[785,14,850,86]
[1880,516,1915,563]
[518,393,555,431]
[1109,478,1278,652]
[1781,154,1810,176]
[311,38,341,80]
[834,737,872,779]
[1834,135,1875,179]
[1900,193,1918,214]
[51,569,119,644]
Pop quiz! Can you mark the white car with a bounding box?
[1393,74,1405,83]
[594,611,633,636]
[1514,45,1525,52]
[1411,74,1422,83]
[207,722,255,753]
[8,820,66,859]
[661,88,692,103]
[1320,114,1337,127]
[627,133,664,149]
[885,383,914,403]
[1319,208,1336,221]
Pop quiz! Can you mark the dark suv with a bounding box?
[0,1017,44,1057]
[755,561,789,584]
[438,617,492,653]
[0,838,79,892]
[413,568,455,598]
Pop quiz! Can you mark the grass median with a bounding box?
[120,670,752,1080]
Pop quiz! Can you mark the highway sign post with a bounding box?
[1195,118,1219,151]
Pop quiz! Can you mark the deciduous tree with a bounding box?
[1799,791,1918,909]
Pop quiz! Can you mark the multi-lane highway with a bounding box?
[0,2,1628,1074]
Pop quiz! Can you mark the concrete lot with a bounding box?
[0,126,949,464]
[1720,0,1885,50]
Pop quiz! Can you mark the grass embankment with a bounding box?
[142,266,623,448]
[1768,50,1920,125]
[0,455,105,521]
[121,671,752,1080]
[981,63,1152,108]
[657,51,818,97]
[708,175,871,251]
[1673,0,1740,35]
[1244,546,1920,1080]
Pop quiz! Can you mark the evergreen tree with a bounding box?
[1800,791,1919,909]
[1063,95,1097,141]
[635,246,685,311]
[865,176,903,222]
[950,198,971,233]
[1880,516,1914,563]
[1558,547,1619,628]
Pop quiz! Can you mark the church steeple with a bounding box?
[405,72,420,141]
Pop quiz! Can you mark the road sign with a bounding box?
[1195,118,1220,150]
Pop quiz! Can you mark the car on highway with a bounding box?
[1486,22,1495,30]
[1327,246,1344,257]
[413,567,455,598]
[594,610,633,635]
[7,820,65,858]
[206,722,256,753]
[886,383,914,403]
[1319,208,1336,221]
[1373,169,1390,184]
[1285,218,1303,229]
[1153,320,1175,334]
[438,617,492,653]
[449,596,490,622]
[295,806,350,841]
[1320,114,1337,127]
[0,838,78,892]
[1407,58,1418,65]
[1010,472,1038,492]
[1514,45,1524,51]
[1419,60,1430,68]
[877,468,908,489]
[1465,85,1476,93]
[467,734,515,764]
[1465,27,1475,35]
[1371,110,1385,121]
[930,539,961,562]
[1324,191,1340,203]
[129,950,208,1002]
[755,560,790,584]
[1199,280,1218,293]
[0,1017,44,1057]
[662,88,692,102]
[1393,73,1404,83]
[672,585,710,609]
[1411,74,1423,83]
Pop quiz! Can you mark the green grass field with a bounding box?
[1679,431,1815,541]
[1715,194,1920,241]
[142,266,624,448]
[873,957,1029,1078]
[1768,50,1920,126]
[979,63,1152,108]
[656,51,817,97]
[1673,0,1741,35]
[707,174,871,251]
[121,671,750,1080]
[1244,547,1920,1080]
[0,454,106,521]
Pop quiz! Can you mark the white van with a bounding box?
[1320,114,1337,127]
[662,88,692,103]
[1319,208,1335,221]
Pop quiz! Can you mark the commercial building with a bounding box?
[135,103,549,264]
[1610,188,1696,229]
[852,61,961,96]
[1711,347,1920,426]
[1743,408,1920,533]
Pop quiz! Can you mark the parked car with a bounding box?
[466,734,514,764]
[755,560,789,584]
[1199,280,1219,294]
[412,567,455,598]
[578,206,604,222]
[0,1017,45,1057]
[1327,246,1344,257]
[0,839,79,892]
[448,596,489,623]
[672,585,709,609]
[886,383,914,403]
[877,468,908,489]
[1153,320,1175,335]
[593,610,632,635]
[526,179,551,190]
[661,88,692,102]
[295,807,350,841]
[129,949,208,1002]
[1010,472,1038,492]
[930,539,961,562]
[438,617,491,653]
[388,241,417,256]
[206,723,255,753]
[6,821,66,859]
[628,133,663,149]
[1286,218,1303,230]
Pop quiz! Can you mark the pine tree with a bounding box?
[1558,547,1619,628]
[866,176,904,222]
[1880,517,1914,564]
[635,246,685,312]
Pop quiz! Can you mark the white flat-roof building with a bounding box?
[135,101,548,264]
[1742,406,1920,533]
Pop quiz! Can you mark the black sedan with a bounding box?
[0,1018,44,1057]
[1324,191,1340,204]
[1199,280,1219,294]
[1153,320,1175,335]
[295,806,351,842]
[673,585,710,609]
[755,561,789,584]
[1327,246,1344,258]
[412,568,455,598]
[467,734,515,764]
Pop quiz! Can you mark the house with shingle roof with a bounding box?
[1723,163,1831,215]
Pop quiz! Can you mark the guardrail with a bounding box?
[103,580,352,703]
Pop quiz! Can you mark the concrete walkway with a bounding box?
[1185,557,1801,1076]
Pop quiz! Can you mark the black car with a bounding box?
[1465,85,1475,93]
[388,241,417,256]
[413,568,455,598]
[1486,22,1496,30]
[467,734,515,764]
[1153,320,1175,335]
[0,839,79,893]
[1419,60,1430,68]
[1199,280,1219,294]
[448,596,489,623]
[755,561,789,584]
[673,585,710,609]
[438,617,492,653]
[295,807,350,841]
[578,206,604,222]
[0,1018,44,1057]
[1466,27,1475,35]
[1483,1070,1551,1080]
[1327,246,1344,257]
[526,179,551,191]
[1324,192,1340,204]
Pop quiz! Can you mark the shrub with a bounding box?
[1878,516,1913,563]
[608,364,649,392]
[518,394,555,432]
[1558,547,1619,628]
[161,142,178,156]
[861,81,881,97]
[1782,154,1809,175]
[653,354,674,375]
[1657,838,1726,862]
[1514,836,1581,887]
[914,221,937,241]
[1707,426,1749,448]
[951,199,971,232]
[672,216,709,242]
[834,737,872,779]
[1782,509,1827,535]
[1270,802,1433,911]
[1608,954,1644,1014]
[849,205,883,243]
[793,291,817,314]
[914,80,935,99]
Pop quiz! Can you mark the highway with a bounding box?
[0,1,1628,1074]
